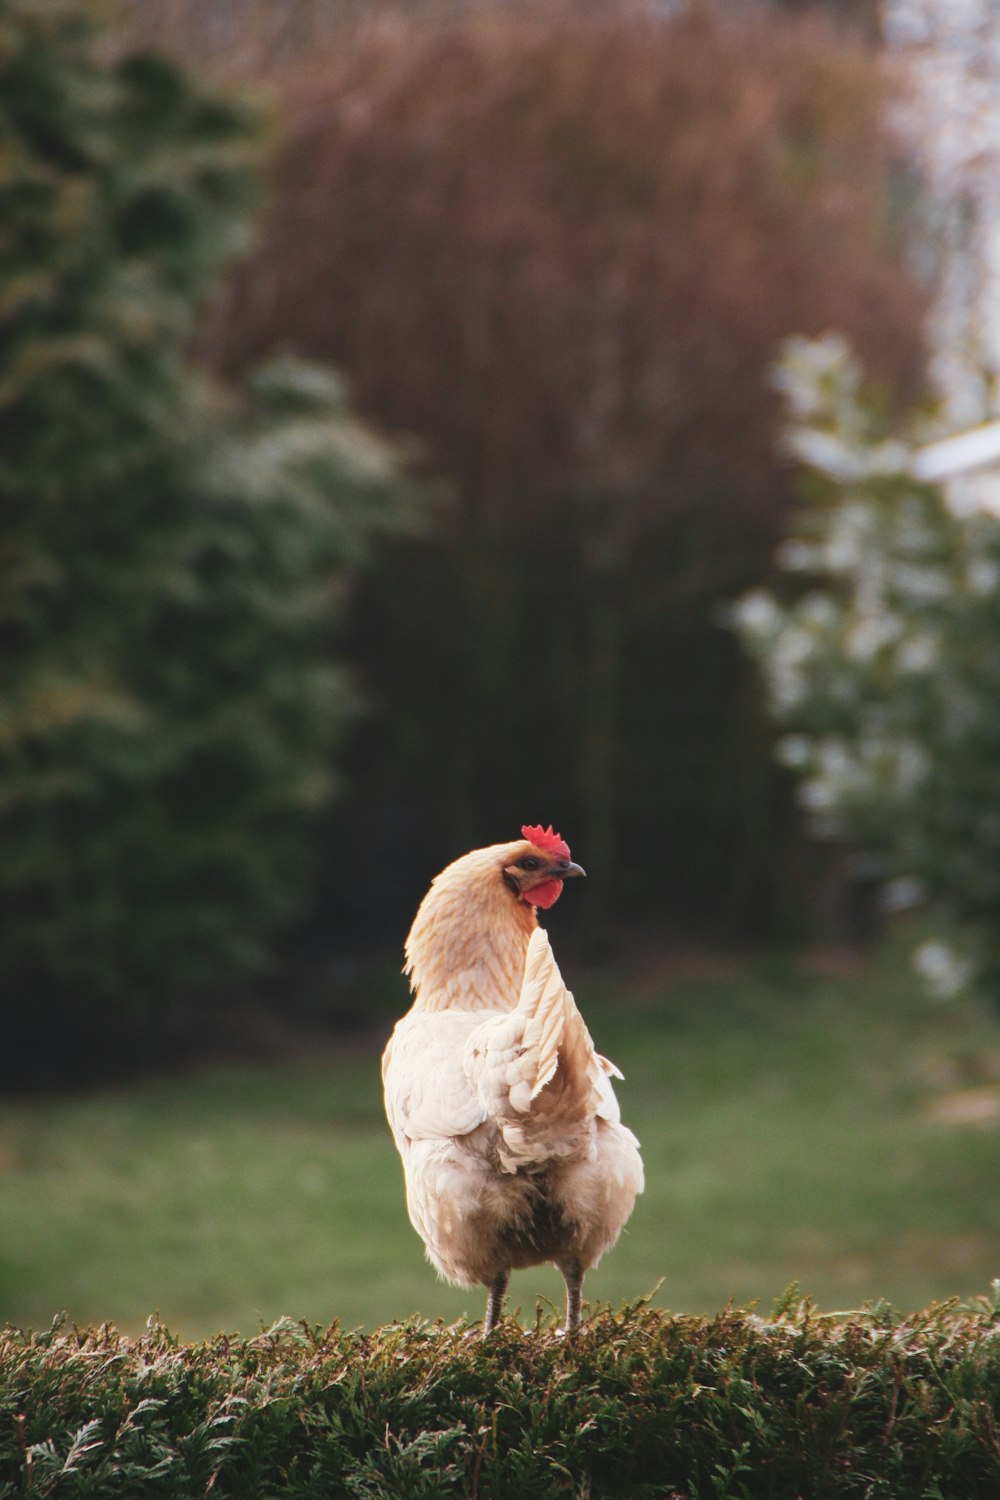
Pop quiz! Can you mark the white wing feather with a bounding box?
[384,928,628,1162]
[382,1011,487,1146]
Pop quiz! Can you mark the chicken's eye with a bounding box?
[517,856,541,872]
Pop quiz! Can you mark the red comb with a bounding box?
[521,824,571,861]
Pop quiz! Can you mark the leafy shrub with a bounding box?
[0,0,421,1069]
[4,1301,1000,1497]
[737,335,1000,999]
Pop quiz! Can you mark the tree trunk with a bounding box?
[577,504,625,951]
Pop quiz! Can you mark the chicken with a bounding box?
[382,824,644,1336]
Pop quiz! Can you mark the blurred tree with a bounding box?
[737,336,1000,1002]
[0,0,421,1075]
[215,7,929,944]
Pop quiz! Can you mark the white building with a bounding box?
[885,0,1000,507]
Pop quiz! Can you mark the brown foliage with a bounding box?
[221,7,922,511]
[209,6,930,940]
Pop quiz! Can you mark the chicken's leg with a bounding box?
[560,1259,584,1337]
[483,1269,509,1336]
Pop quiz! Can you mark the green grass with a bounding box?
[3,942,1000,1340]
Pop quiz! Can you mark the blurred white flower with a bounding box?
[966,555,1000,594]
[897,632,939,673]
[888,562,950,602]
[774,334,855,420]
[775,539,820,572]
[754,333,1000,993]
[799,779,836,812]
[867,440,912,476]
[787,429,868,483]
[798,594,839,630]
[777,734,812,768]
[894,740,931,796]
[734,589,780,640]
[845,613,901,661]
[914,939,975,1001]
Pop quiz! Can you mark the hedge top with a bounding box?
[4,1298,1000,1497]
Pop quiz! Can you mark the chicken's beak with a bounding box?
[556,861,586,879]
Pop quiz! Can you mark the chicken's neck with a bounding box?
[404,846,537,1012]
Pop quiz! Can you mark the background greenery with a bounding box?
[739,335,1000,1008]
[3,943,999,1339]
[0,0,936,1072]
[211,3,929,946]
[3,0,999,1385]
[0,0,421,1073]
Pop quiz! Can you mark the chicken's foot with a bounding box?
[560,1259,584,1337]
[483,1269,509,1336]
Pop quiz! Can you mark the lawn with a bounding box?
[2,940,1000,1339]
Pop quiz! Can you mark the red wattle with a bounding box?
[524,878,563,909]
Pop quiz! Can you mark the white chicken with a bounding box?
[382,824,644,1335]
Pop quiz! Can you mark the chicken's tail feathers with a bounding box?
[518,927,571,1101]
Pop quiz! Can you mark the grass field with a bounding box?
[3,939,1000,1340]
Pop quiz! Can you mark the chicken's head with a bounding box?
[503,824,586,909]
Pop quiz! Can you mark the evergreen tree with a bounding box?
[0,0,420,1071]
